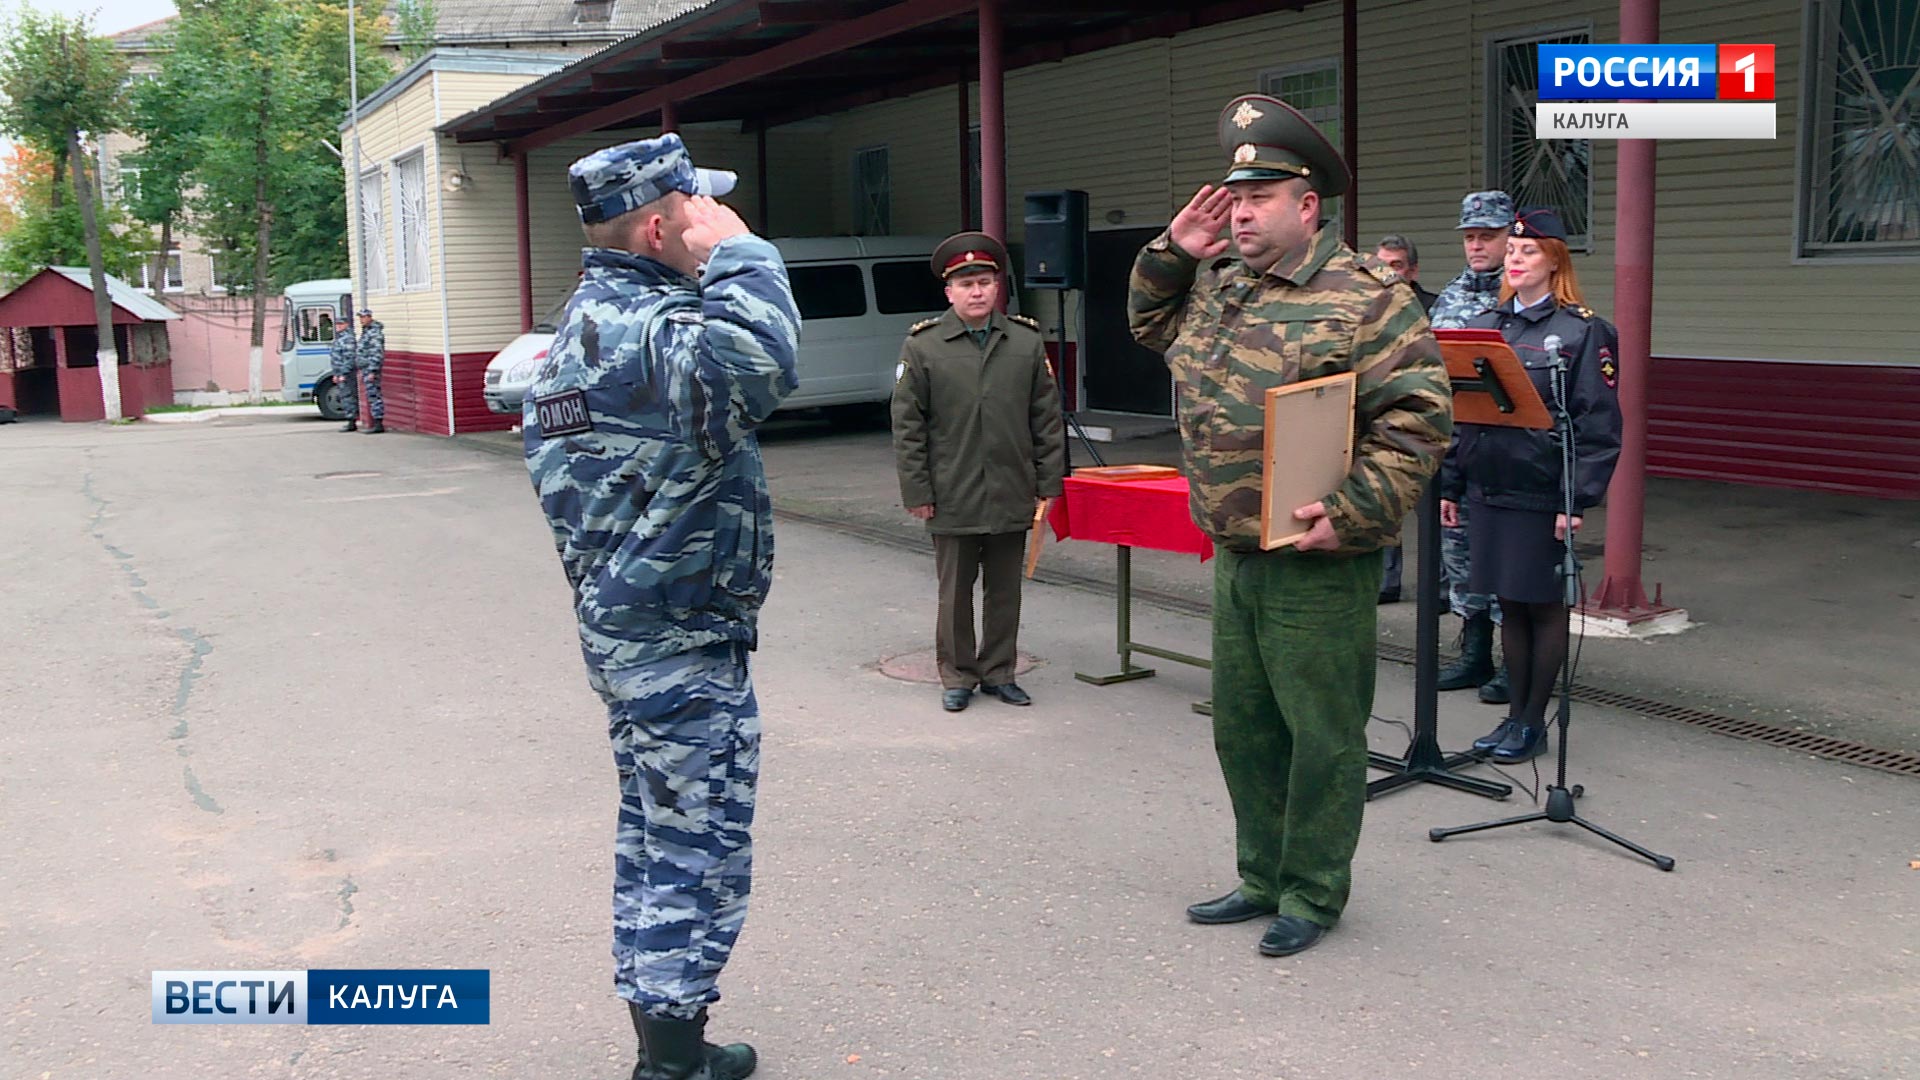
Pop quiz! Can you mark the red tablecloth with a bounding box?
[1048,472,1213,559]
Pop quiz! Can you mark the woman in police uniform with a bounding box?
[1439,208,1621,763]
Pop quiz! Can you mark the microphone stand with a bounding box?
[1427,331,1675,870]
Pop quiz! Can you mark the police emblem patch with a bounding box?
[533,388,595,437]
[895,361,906,384]
[1599,346,1617,389]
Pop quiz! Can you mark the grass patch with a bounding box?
[148,400,307,413]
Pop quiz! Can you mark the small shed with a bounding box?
[0,266,180,421]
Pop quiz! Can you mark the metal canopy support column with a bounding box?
[659,100,678,133]
[978,0,1006,244]
[957,78,973,230]
[1341,0,1358,250]
[757,122,771,233]
[515,150,533,334]
[1591,0,1663,616]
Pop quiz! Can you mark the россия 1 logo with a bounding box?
[1534,43,1776,140]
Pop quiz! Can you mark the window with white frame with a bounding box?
[116,165,142,207]
[1259,61,1343,233]
[1488,28,1593,250]
[853,145,891,236]
[207,249,232,294]
[394,150,430,290]
[359,168,388,293]
[136,249,184,293]
[1799,0,1920,257]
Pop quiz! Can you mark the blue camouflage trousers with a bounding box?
[1443,501,1500,624]
[331,356,358,418]
[589,641,760,1019]
[358,362,384,421]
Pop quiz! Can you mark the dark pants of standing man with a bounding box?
[1211,546,1381,929]
[932,531,1026,690]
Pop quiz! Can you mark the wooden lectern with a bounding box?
[1366,329,1550,801]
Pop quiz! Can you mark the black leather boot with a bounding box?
[340,419,357,432]
[1477,664,1511,704]
[365,420,385,434]
[628,1005,756,1080]
[1436,613,1494,691]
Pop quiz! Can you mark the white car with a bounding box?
[482,236,1009,423]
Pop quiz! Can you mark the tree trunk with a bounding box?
[51,146,65,212]
[69,130,121,422]
[247,87,271,405]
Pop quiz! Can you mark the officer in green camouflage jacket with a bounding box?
[1128,94,1451,958]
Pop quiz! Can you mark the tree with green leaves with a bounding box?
[0,6,130,418]
[0,144,142,287]
[393,0,439,62]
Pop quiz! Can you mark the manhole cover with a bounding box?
[878,648,1041,684]
[314,470,385,480]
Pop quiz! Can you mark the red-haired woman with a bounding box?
[1438,207,1621,764]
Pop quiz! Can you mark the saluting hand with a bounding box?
[1169,185,1233,260]
[681,195,750,266]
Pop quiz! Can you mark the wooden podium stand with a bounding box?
[1366,330,1550,802]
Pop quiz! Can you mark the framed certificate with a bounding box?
[1260,370,1356,549]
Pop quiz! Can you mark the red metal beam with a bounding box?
[661,37,777,60]
[759,66,967,127]
[1591,0,1663,616]
[756,123,771,233]
[979,0,1005,246]
[589,70,671,92]
[660,99,678,133]
[515,150,533,334]
[1341,0,1357,249]
[509,0,976,154]
[755,0,868,26]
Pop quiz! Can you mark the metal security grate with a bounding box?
[777,507,1920,780]
[1378,643,1920,778]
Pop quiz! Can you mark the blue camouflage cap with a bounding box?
[1457,190,1516,230]
[569,133,738,224]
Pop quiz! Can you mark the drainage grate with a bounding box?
[1377,643,1920,778]
[779,508,1920,780]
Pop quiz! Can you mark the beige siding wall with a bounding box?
[349,76,442,355]
[811,0,1914,367]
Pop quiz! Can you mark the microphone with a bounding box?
[1541,333,1564,366]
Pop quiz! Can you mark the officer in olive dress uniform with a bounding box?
[1129,95,1451,957]
[891,232,1066,713]
[1440,207,1621,764]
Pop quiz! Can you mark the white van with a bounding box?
[277,278,354,419]
[483,236,1013,423]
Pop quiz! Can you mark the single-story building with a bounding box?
[0,267,178,421]
[343,0,1918,504]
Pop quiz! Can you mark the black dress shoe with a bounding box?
[1471,718,1519,753]
[942,688,972,712]
[1377,589,1401,605]
[980,682,1031,706]
[1491,722,1548,764]
[1186,889,1277,925]
[1257,915,1326,957]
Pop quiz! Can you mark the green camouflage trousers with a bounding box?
[1211,546,1381,928]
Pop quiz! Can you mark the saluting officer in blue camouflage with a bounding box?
[328,312,359,432]
[1429,191,1514,703]
[523,133,799,1080]
[354,308,386,434]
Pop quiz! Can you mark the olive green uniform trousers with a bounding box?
[1211,546,1382,928]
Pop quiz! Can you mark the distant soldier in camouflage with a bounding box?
[354,308,386,434]
[524,133,799,1080]
[1129,94,1450,958]
[1429,190,1517,704]
[328,312,358,432]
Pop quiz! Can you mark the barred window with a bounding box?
[359,168,388,293]
[1489,28,1593,250]
[1260,60,1343,232]
[394,150,430,290]
[853,145,890,236]
[1799,0,1920,256]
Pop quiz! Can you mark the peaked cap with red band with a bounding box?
[930,231,1009,280]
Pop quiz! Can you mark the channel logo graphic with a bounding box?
[152,969,490,1025]
[1538,45,1775,101]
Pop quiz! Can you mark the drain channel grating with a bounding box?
[779,508,1920,780]
[1377,643,1920,778]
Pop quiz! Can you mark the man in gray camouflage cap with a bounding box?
[1429,190,1515,704]
[525,131,799,1080]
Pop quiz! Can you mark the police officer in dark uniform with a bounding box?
[1439,207,1621,763]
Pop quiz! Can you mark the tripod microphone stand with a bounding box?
[1053,291,1106,468]
[1427,333,1674,871]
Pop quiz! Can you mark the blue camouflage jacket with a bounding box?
[524,237,801,671]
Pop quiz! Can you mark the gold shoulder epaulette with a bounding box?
[908,317,941,335]
[1572,304,1595,319]
[1363,261,1402,289]
[1007,313,1041,331]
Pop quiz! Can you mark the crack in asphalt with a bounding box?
[83,461,222,815]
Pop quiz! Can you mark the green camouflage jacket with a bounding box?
[1127,225,1452,555]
